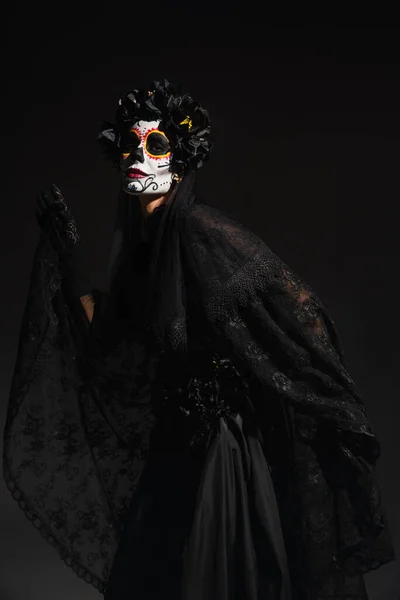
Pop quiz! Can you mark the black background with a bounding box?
[1,10,399,600]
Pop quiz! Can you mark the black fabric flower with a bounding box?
[98,79,212,172]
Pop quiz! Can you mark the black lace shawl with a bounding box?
[3,202,395,597]
[180,203,396,593]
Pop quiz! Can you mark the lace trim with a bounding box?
[3,238,107,592]
[2,463,106,592]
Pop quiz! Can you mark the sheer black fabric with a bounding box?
[3,235,156,590]
[107,172,196,355]
[3,196,395,599]
[181,204,395,583]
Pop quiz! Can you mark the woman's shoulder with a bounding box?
[182,200,265,253]
[184,200,239,226]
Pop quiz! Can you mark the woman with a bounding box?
[3,80,395,600]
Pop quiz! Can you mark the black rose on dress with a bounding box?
[98,79,212,173]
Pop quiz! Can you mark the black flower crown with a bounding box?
[98,79,212,173]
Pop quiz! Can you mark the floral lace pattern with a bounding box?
[3,236,156,593]
[180,203,396,597]
[3,201,396,598]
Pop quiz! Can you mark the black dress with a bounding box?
[104,343,292,600]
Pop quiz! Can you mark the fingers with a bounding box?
[37,185,66,217]
[51,183,64,201]
[35,185,75,254]
[37,191,49,213]
[37,190,58,209]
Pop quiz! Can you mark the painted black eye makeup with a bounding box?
[120,131,140,155]
[145,131,171,156]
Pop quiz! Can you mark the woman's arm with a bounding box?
[36,186,97,327]
[80,293,95,323]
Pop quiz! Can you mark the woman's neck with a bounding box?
[139,194,168,219]
[138,180,180,218]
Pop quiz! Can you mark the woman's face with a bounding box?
[120,119,174,196]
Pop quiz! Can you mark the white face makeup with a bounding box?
[120,119,174,196]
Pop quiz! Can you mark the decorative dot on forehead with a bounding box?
[129,121,167,139]
[129,124,153,139]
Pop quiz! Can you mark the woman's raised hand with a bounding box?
[36,184,80,256]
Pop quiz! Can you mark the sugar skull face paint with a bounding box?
[120,120,174,196]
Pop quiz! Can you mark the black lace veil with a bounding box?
[98,80,208,355]
[103,172,196,356]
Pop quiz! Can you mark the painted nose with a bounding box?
[130,147,144,163]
